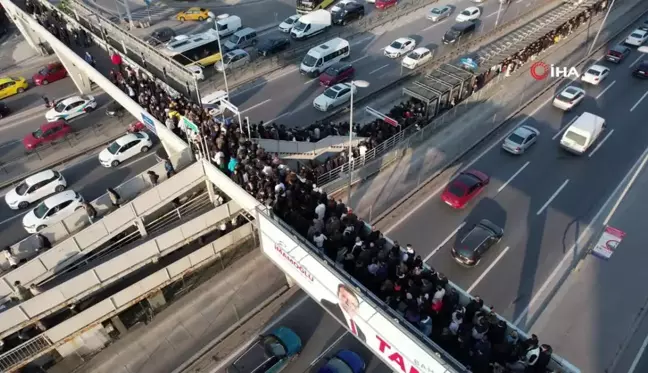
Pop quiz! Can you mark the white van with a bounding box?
[560,112,606,154]
[291,9,332,40]
[215,14,242,37]
[300,37,350,76]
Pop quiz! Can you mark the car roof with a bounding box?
[610,44,627,52]
[0,77,14,84]
[226,49,248,56]
[632,28,648,35]
[411,47,430,54]
[330,83,350,92]
[394,37,413,43]
[561,86,583,97]
[453,172,480,188]
[457,224,493,252]
[43,190,77,208]
[24,169,57,185]
[115,133,141,145]
[587,64,606,73]
[512,125,537,138]
[58,96,86,105]
[464,6,479,11]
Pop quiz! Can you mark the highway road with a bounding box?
[379,37,648,328]
[228,0,543,128]
[0,145,159,248]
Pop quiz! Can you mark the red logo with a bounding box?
[274,242,314,282]
[530,61,550,80]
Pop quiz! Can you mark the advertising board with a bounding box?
[257,210,458,373]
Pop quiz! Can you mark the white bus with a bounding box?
[163,29,222,68]
[299,37,350,77]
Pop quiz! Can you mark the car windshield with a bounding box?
[586,69,601,76]
[302,54,318,67]
[227,34,239,43]
[32,129,43,138]
[461,10,470,15]
[54,102,66,112]
[262,335,287,357]
[609,49,622,56]
[331,6,342,13]
[449,182,467,197]
[107,141,121,155]
[284,16,296,25]
[508,132,525,144]
[564,130,587,146]
[293,21,306,31]
[32,202,49,219]
[223,54,234,64]
[325,358,354,373]
[631,32,643,38]
[324,88,340,99]
[38,68,49,75]
[409,51,422,60]
[15,182,29,196]
[216,22,228,31]
[446,29,460,38]
[390,41,403,49]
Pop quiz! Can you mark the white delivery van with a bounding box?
[215,14,242,37]
[560,112,606,154]
[300,37,350,76]
[291,9,332,40]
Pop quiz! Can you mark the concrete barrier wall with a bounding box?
[0,200,243,339]
[202,160,259,213]
[43,223,253,344]
[0,161,206,305]
[254,136,367,157]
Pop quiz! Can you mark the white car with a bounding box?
[456,7,481,22]
[625,29,648,46]
[313,83,357,112]
[580,64,610,85]
[384,37,416,58]
[402,47,433,69]
[552,86,586,111]
[427,6,451,22]
[278,15,300,33]
[22,190,84,233]
[5,170,67,210]
[99,132,154,168]
[45,95,97,122]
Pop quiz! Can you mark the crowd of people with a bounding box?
[25,0,92,50]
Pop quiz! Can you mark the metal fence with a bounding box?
[0,334,53,371]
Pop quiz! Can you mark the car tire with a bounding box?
[85,107,94,113]
[141,146,150,153]
[55,185,66,192]
[36,225,46,232]
[74,206,83,211]
[342,20,347,26]
[18,201,29,209]
[17,88,25,93]
[111,160,120,167]
[198,16,204,21]
[179,16,185,21]
[42,80,49,85]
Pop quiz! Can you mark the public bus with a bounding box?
[162,29,222,68]
[296,0,336,14]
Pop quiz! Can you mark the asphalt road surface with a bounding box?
[381,41,648,325]
[0,146,159,248]
[228,0,543,127]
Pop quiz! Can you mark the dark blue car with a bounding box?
[318,349,366,373]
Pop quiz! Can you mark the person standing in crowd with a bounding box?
[83,201,97,222]
[3,247,19,269]
[147,170,160,186]
[107,188,121,208]
[84,51,96,67]
[164,159,176,178]
[13,281,32,302]
[37,233,52,251]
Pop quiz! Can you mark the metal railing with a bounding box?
[0,334,53,371]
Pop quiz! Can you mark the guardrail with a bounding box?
[254,135,367,159]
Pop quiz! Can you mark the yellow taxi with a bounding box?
[176,7,211,22]
[0,77,28,99]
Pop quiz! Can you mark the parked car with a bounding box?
[22,190,84,233]
[441,169,489,209]
[45,95,97,122]
[451,219,504,267]
[5,169,67,210]
[257,38,290,57]
[229,327,302,373]
[318,350,366,373]
[319,62,355,87]
[146,27,176,46]
[0,77,28,99]
[23,120,72,150]
[605,44,631,63]
[99,132,153,168]
[32,63,67,85]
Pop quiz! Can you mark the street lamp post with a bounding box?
[587,0,616,57]
[214,28,230,96]
[346,80,370,206]
[494,0,504,29]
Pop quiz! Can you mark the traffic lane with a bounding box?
[232,0,533,120]
[0,74,78,115]
[234,0,532,126]
[306,332,393,373]
[0,147,159,246]
[473,83,648,319]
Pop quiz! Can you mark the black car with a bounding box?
[105,100,125,117]
[443,21,476,45]
[146,27,176,46]
[451,219,503,267]
[0,102,10,119]
[633,60,648,79]
[257,38,291,57]
[605,44,630,63]
[331,2,365,26]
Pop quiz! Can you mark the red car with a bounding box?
[32,63,67,86]
[375,0,397,10]
[441,169,490,209]
[23,120,72,150]
[319,62,355,87]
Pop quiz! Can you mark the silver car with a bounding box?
[215,49,250,72]
[427,6,451,22]
[502,125,540,154]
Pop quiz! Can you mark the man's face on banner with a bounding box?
[338,285,359,318]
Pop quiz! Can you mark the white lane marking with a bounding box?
[369,64,389,75]
[552,116,578,141]
[0,111,46,132]
[486,11,499,18]
[118,152,157,169]
[595,80,616,100]
[266,111,292,124]
[351,55,369,64]
[497,161,530,194]
[304,78,318,85]
[351,35,376,47]
[309,331,349,365]
[0,139,19,150]
[628,323,648,373]
[536,179,569,216]
[467,246,511,293]
[240,99,272,114]
[515,144,648,328]
[629,54,644,69]
[588,129,614,158]
[384,94,554,234]
[0,211,28,226]
[424,222,466,261]
[630,90,648,112]
[421,19,446,32]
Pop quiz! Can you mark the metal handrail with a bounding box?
[0,334,53,371]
